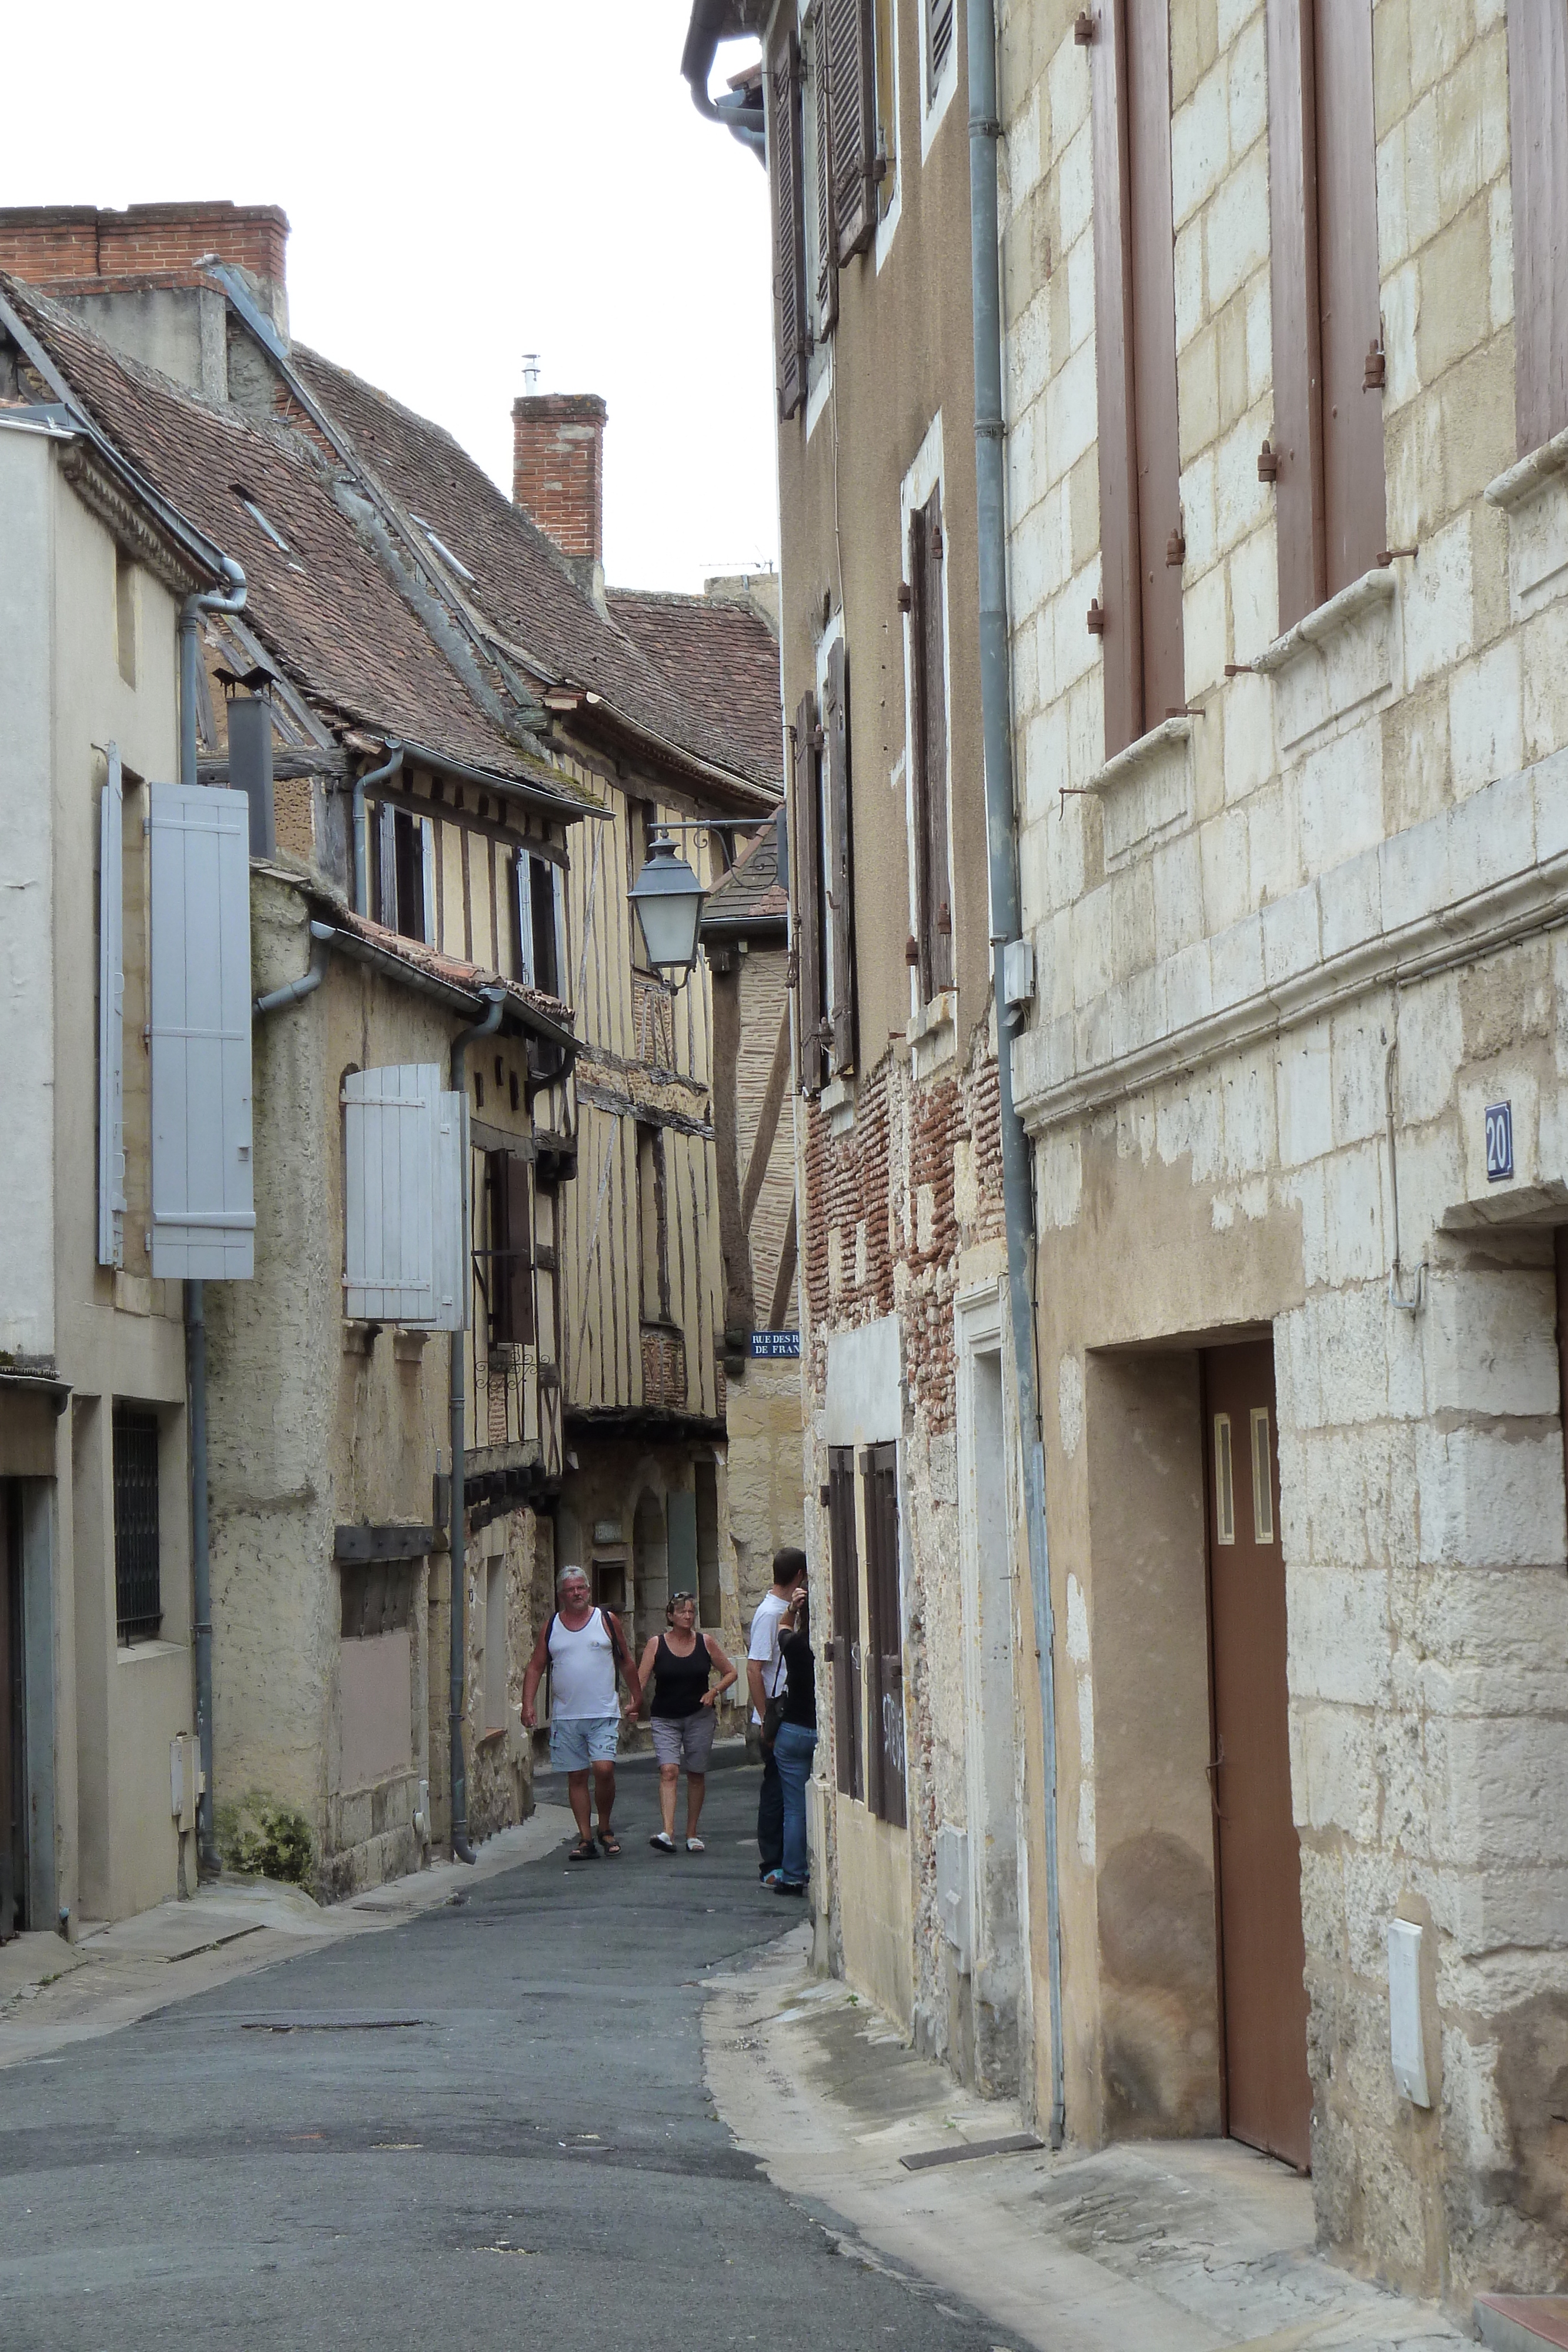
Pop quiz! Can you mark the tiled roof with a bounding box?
[607,588,783,790]
[290,348,781,807]
[703,810,788,932]
[5,281,576,797]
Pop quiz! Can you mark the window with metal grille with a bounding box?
[112,1406,162,1643]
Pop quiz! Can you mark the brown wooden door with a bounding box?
[862,1442,906,1828]
[1204,1342,1311,2169]
[1,1486,19,1941]
[827,1448,863,1802]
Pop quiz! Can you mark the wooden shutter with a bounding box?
[1267,0,1326,632]
[928,0,956,95]
[828,0,877,262]
[908,492,951,1000]
[342,1064,443,1324]
[514,851,536,988]
[862,1441,906,1828]
[791,689,825,1094]
[504,1151,533,1344]
[772,35,810,420]
[1127,0,1185,727]
[376,799,399,930]
[1313,0,1385,593]
[1090,0,1144,755]
[419,817,436,948]
[148,783,255,1282]
[433,1087,466,1332]
[823,638,857,1077]
[810,5,838,336]
[828,1446,862,1800]
[98,744,125,1269]
[1508,0,1568,453]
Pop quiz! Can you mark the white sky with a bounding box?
[2,2,777,594]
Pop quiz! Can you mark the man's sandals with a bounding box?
[596,1829,621,1855]
[568,1836,598,1862]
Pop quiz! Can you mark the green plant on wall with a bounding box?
[215,1792,315,1889]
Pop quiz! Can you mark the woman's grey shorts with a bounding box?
[649,1709,717,1772]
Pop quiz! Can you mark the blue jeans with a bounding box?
[773,1720,817,1887]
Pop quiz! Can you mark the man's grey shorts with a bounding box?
[549,1714,621,1771]
[649,1709,717,1772]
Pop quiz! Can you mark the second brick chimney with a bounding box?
[511,393,607,564]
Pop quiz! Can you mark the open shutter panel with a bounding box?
[1509,0,1568,452]
[824,639,857,1077]
[376,800,399,929]
[98,746,125,1269]
[1266,0,1326,632]
[791,690,825,1095]
[1314,0,1386,594]
[811,6,838,336]
[504,1151,534,1344]
[148,783,254,1282]
[828,0,877,262]
[420,818,436,948]
[432,1088,467,1332]
[342,1064,439,1324]
[772,36,810,419]
[922,490,952,994]
[516,853,536,988]
[1089,0,1145,754]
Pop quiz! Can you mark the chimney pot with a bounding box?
[511,392,607,565]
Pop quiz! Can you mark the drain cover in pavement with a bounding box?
[898,2133,1043,2171]
[240,2017,430,2033]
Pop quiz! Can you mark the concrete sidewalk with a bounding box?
[0,1802,573,2070]
[704,1930,1471,2352]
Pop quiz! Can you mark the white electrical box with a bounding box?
[935,1824,971,1973]
[169,1733,198,1832]
[1388,1919,1431,2106]
[1002,936,1036,1008]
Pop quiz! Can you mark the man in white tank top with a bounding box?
[522,1566,641,1859]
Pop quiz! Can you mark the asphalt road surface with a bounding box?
[0,1756,1012,2351]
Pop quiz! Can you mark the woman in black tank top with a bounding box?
[636,1593,738,1852]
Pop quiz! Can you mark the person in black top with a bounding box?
[769,1586,817,1895]
[636,1593,737,1852]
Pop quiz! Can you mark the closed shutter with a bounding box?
[791,689,826,1094]
[823,637,857,1076]
[828,1446,862,1800]
[420,817,436,947]
[432,1086,466,1332]
[1090,0,1144,755]
[1267,0,1326,632]
[1508,0,1568,452]
[342,1064,441,1324]
[376,799,398,929]
[828,0,877,262]
[516,852,536,988]
[98,745,125,1269]
[488,1148,533,1346]
[772,35,810,419]
[862,1441,906,1828]
[1313,0,1385,594]
[810,5,838,336]
[928,0,956,95]
[148,783,255,1282]
[1127,0,1185,728]
[908,492,951,999]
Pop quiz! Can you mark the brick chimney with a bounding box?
[511,393,607,563]
[0,202,289,334]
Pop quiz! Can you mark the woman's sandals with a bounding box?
[649,1831,676,1852]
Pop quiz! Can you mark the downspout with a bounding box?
[967,0,1066,2150]
[253,920,334,1019]
[179,557,248,1880]
[448,985,507,1863]
[352,746,403,918]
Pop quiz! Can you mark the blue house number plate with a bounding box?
[1485,1101,1514,1182]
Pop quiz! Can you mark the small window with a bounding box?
[112,1406,162,1642]
[1251,1408,1275,1545]
[392,810,432,944]
[1213,1414,1235,1546]
[114,549,137,687]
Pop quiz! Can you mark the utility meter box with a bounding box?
[1388,1919,1431,2106]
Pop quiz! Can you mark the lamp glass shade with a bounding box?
[628,834,708,974]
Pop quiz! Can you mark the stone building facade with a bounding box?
[998,0,1568,2303]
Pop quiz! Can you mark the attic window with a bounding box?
[233,486,291,553]
[409,515,474,583]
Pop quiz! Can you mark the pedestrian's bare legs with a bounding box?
[658,1763,679,1839]
[567,1769,593,1842]
[685,1772,706,1840]
[592,1759,617,1838]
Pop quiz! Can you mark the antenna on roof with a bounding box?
[522,352,541,395]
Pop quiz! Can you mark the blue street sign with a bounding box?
[748,1329,801,1359]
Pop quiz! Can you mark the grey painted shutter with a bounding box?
[98,745,125,1269]
[1266,0,1327,631]
[791,690,825,1094]
[922,489,951,993]
[148,783,255,1281]
[829,0,877,261]
[811,5,838,337]
[342,1064,439,1324]
[772,35,810,418]
[1126,0,1185,729]
[1509,0,1568,452]
[516,853,536,988]
[1313,0,1386,594]
[907,503,932,1000]
[432,1088,466,1332]
[824,637,857,1076]
[376,799,399,929]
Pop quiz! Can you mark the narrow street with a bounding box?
[0,1761,1010,2352]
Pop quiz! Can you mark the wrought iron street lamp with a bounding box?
[627,831,708,986]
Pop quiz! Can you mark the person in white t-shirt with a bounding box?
[747,1547,807,1883]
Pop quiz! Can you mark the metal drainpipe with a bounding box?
[178,558,248,1880]
[448,987,507,1864]
[253,920,335,1020]
[967,0,1066,2149]
[352,746,404,917]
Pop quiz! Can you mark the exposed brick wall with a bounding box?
[511,393,607,561]
[0,203,288,293]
